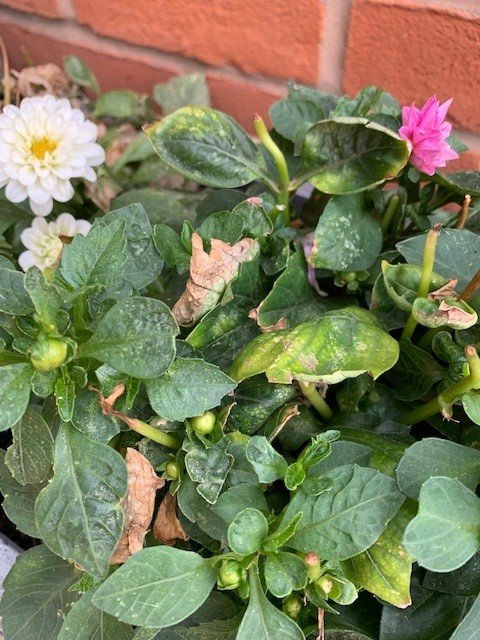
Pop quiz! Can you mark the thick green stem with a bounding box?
[399,345,480,425]
[381,195,400,235]
[401,224,441,341]
[128,418,180,449]
[254,115,290,224]
[298,381,333,421]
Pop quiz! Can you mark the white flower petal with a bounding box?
[5,180,27,203]
[18,250,38,272]
[29,197,53,216]
[55,213,77,236]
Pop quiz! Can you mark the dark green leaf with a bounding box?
[387,340,444,401]
[246,435,288,482]
[71,388,121,443]
[227,507,269,554]
[0,545,80,640]
[0,363,32,430]
[264,551,308,598]
[146,107,269,189]
[5,407,53,485]
[55,369,76,422]
[397,438,480,500]
[92,547,217,628]
[450,593,480,640]
[64,55,100,92]
[79,296,179,379]
[403,477,480,572]
[310,195,382,271]
[424,552,480,597]
[185,440,233,504]
[35,423,127,579]
[279,464,404,560]
[435,171,480,197]
[146,358,236,421]
[24,267,62,326]
[0,266,33,315]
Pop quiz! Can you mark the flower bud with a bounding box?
[30,335,68,371]
[191,411,216,435]
[218,559,243,590]
[165,461,180,480]
[283,595,302,619]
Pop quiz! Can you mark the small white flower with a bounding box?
[0,95,105,216]
[19,213,91,272]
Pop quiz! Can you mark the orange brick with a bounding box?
[1,22,180,94]
[74,0,323,84]
[0,0,61,17]
[207,73,285,132]
[344,0,480,132]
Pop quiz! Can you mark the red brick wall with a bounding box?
[1,0,479,169]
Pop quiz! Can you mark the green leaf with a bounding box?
[92,547,217,628]
[403,477,480,572]
[227,507,269,555]
[197,210,244,244]
[0,449,45,536]
[211,483,269,536]
[146,107,269,189]
[95,204,163,289]
[0,363,32,430]
[112,188,199,231]
[24,267,62,326]
[397,228,480,290]
[387,340,445,401]
[111,133,154,173]
[381,261,447,311]
[0,266,34,316]
[60,219,127,288]
[264,551,308,598]
[58,587,134,640]
[435,171,480,197]
[270,98,323,143]
[343,500,415,608]
[246,435,288,482]
[236,563,305,640]
[94,90,147,118]
[284,461,306,491]
[79,296,178,379]
[279,464,404,560]
[153,223,191,273]
[263,513,303,552]
[154,73,210,114]
[5,407,53,485]
[379,573,468,640]
[423,552,480,597]
[229,307,399,384]
[397,438,480,500]
[55,369,76,422]
[146,358,236,421]
[71,388,121,443]
[64,55,100,92]
[185,440,233,504]
[299,118,409,193]
[0,545,80,640]
[310,194,382,271]
[35,423,127,579]
[255,250,339,329]
[463,391,480,425]
[450,593,480,640]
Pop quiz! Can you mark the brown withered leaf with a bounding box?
[173,232,258,326]
[435,300,476,326]
[12,63,72,98]
[105,124,137,167]
[428,279,459,301]
[84,175,122,212]
[153,492,189,546]
[110,448,165,564]
[248,308,288,333]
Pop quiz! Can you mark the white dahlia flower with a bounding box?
[0,95,105,216]
[19,213,91,272]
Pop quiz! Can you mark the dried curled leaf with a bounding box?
[173,232,258,326]
[412,297,478,330]
[153,492,189,546]
[427,279,459,301]
[105,124,137,167]
[12,64,72,98]
[110,448,165,564]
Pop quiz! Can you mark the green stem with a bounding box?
[254,115,290,224]
[128,418,180,449]
[298,381,333,421]
[401,224,441,341]
[416,326,443,351]
[398,345,480,424]
[381,195,399,235]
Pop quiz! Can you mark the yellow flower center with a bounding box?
[30,136,58,160]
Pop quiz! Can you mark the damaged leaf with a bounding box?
[153,492,190,546]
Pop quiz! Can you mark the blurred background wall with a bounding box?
[1,0,479,171]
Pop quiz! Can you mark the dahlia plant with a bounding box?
[0,75,479,640]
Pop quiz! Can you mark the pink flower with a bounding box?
[399,95,459,176]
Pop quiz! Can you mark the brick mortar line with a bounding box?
[0,5,334,95]
[320,0,353,93]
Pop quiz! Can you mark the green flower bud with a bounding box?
[315,575,334,598]
[165,461,180,480]
[191,411,216,435]
[30,335,68,371]
[340,271,357,283]
[283,595,302,619]
[218,559,243,590]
